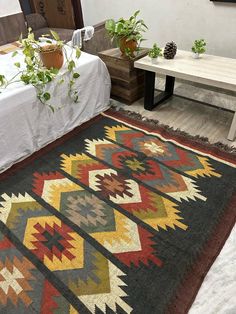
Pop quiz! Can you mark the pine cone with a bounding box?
[164,41,177,59]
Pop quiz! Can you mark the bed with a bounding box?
[0,46,111,172]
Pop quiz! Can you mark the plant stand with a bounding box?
[98,48,149,105]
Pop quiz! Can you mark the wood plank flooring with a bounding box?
[112,78,236,147]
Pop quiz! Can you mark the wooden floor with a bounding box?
[112,78,236,147]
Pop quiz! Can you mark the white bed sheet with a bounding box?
[0,49,111,171]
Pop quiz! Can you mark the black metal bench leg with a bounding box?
[144,72,175,111]
[144,71,156,110]
[165,75,175,95]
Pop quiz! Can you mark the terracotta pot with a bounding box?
[119,37,137,57]
[39,44,64,69]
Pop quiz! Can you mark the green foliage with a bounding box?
[43,92,51,101]
[0,28,82,111]
[0,74,6,86]
[148,43,162,58]
[75,46,81,58]
[73,72,80,79]
[12,51,18,57]
[68,60,76,72]
[191,39,206,54]
[14,62,21,68]
[105,10,148,49]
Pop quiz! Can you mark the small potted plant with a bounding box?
[148,43,162,64]
[191,39,206,59]
[105,10,148,57]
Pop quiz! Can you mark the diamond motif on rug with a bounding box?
[33,172,163,267]
[85,138,207,202]
[70,251,132,313]
[61,153,187,231]
[0,256,35,307]
[0,194,133,312]
[105,125,221,178]
[23,216,84,271]
[0,235,93,313]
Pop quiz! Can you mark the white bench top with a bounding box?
[134,50,236,92]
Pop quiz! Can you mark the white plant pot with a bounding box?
[193,52,200,59]
[151,57,158,64]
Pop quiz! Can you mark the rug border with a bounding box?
[166,192,236,314]
[104,108,236,166]
[0,108,235,314]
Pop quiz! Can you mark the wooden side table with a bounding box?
[98,48,149,105]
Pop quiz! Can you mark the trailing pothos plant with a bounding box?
[105,10,148,57]
[0,28,81,111]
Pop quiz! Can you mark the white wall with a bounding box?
[81,0,236,58]
[0,0,21,17]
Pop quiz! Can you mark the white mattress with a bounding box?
[0,49,111,172]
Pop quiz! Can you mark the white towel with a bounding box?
[72,26,95,48]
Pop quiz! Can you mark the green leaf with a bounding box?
[75,47,81,58]
[45,74,52,82]
[49,105,55,112]
[69,80,75,87]
[0,74,6,86]
[134,10,140,18]
[50,30,60,41]
[14,62,21,68]
[116,22,124,33]
[28,33,35,41]
[105,19,116,32]
[20,74,30,84]
[43,92,51,101]
[68,60,75,72]
[25,56,33,66]
[73,72,80,79]
[51,68,59,75]
[58,79,65,84]
[12,51,18,57]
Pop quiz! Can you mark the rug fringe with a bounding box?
[110,106,236,155]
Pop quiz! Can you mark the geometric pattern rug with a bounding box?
[0,108,235,314]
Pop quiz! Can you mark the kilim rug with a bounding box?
[0,108,235,314]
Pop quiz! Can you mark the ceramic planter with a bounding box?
[193,52,200,59]
[39,44,64,69]
[151,57,158,64]
[119,37,137,57]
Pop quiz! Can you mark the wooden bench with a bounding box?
[134,50,236,141]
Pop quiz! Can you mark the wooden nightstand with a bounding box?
[98,48,149,105]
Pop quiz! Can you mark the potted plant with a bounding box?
[148,43,162,64]
[105,10,148,57]
[0,28,81,111]
[39,44,64,69]
[191,39,206,59]
[39,31,65,69]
